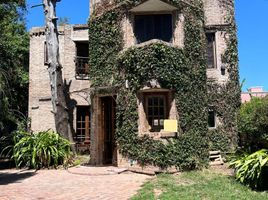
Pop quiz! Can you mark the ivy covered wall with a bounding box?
[88,0,240,169]
[207,4,241,152]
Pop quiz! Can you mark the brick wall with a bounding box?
[28,25,90,132]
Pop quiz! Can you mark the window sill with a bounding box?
[134,39,174,48]
[208,127,217,130]
[143,131,177,139]
[206,68,218,71]
[160,131,177,138]
[75,75,89,80]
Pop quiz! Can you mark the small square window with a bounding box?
[221,66,226,76]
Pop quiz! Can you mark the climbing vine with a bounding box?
[207,1,240,152]
[88,0,240,169]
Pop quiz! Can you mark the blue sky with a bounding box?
[25,0,268,92]
[25,0,89,27]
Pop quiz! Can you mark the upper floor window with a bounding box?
[206,32,217,69]
[75,42,89,79]
[134,14,172,44]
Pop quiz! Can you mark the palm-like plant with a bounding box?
[12,130,72,169]
[230,149,268,189]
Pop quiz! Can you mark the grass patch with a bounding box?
[132,169,268,200]
[71,154,90,167]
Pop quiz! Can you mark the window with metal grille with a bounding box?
[134,14,172,44]
[75,106,90,142]
[206,32,217,69]
[75,42,89,79]
[145,93,168,131]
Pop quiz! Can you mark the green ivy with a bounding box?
[207,2,240,151]
[88,0,240,169]
[88,9,123,87]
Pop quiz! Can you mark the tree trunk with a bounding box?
[43,0,75,151]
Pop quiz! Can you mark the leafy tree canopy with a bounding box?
[238,96,268,150]
[0,0,28,136]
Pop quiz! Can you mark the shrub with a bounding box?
[12,130,72,169]
[238,96,268,150]
[230,149,268,190]
[0,134,13,158]
[0,119,29,159]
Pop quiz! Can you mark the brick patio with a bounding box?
[0,166,151,200]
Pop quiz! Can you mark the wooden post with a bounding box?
[42,0,75,151]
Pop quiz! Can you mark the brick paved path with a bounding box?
[0,166,150,200]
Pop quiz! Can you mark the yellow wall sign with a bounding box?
[164,120,178,132]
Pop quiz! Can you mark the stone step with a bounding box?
[209,160,224,166]
[209,151,221,155]
[209,155,221,159]
[128,166,178,175]
[128,167,156,175]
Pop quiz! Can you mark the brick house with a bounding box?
[29,0,239,167]
[29,25,91,152]
[241,86,268,103]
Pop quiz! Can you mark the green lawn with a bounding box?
[132,168,268,200]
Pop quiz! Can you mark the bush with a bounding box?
[12,130,72,169]
[230,149,268,190]
[0,119,29,159]
[0,134,13,158]
[238,96,268,150]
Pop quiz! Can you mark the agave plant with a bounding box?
[12,130,72,169]
[230,149,268,189]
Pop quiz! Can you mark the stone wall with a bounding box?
[204,0,229,26]
[204,0,232,83]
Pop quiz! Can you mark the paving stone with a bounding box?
[0,167,151,200]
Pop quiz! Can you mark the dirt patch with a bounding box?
[173,172,196,186]
[209,164,234,176]
[154,188,163,198]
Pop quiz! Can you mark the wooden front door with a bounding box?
[101,96,116,165]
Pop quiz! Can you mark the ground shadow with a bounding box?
[0,171,36,185]
[0,159,15,170]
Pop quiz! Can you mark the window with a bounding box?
[75,106,90,142]
[134,14,172,44]
[75,42,89,79]
[145,93,168,131]
[208,109,216,128]
[206,32,216,69]
[221,67,226,76]
[44,41,48,65]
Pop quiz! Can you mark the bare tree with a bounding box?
[42,0,75,150]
